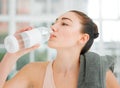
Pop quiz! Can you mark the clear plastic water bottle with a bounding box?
[4,27,51,53]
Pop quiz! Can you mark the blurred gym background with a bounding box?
[0,0,120,83]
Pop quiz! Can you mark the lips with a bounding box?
[50,34,56,38]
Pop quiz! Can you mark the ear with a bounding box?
[78,33,89,45]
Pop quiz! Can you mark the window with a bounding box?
[0,22,8,43]
[88,0,120,82]
[0,0,8,15]
[88,0,120,42]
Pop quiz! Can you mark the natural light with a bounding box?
[88,0,120,42]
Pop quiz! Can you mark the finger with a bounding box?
[15,26,33,34]
[18,44,40,55]
[25,26,33,31]
[26,44,40,52]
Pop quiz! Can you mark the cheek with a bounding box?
[48,29,80,48]
[59,31,78,46]
[59,31,71,41]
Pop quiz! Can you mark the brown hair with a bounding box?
[70,10,99,54]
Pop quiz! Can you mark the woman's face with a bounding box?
[48,12,83,49]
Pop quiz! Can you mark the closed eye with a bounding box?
[51,22,69,26]
[61,22,69,26]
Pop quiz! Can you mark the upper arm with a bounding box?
[3,63,33,88]
[106,70,120,88]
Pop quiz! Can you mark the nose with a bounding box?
[51,23,58,32]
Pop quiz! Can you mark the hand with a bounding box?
[6,26,40,59]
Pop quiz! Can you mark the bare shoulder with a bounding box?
[20,61,50,87]
[23,61,49,79]
[24,61,49,72]
[106,70,120,88]
[4,61,50,88]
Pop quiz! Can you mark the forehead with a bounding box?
[58,12,82,30]
[58,12,81,23]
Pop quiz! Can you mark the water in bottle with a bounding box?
[4,27,51,53]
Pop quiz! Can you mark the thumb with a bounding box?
[25,44,40,53]
[18,44,40,56]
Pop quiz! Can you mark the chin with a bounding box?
[48,41,56,48]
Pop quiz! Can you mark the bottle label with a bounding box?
[20,29,42,48]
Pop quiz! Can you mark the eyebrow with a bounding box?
[55,17,73,23]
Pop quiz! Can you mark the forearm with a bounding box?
[0,53,18,88]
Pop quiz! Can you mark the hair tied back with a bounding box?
[94,33,99,39]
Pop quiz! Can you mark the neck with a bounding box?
[53,47,81,74]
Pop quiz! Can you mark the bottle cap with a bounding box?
[4,35,19,53]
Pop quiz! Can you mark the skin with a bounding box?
[0,12,120,88]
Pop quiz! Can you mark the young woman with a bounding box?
[0,10,120,88]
